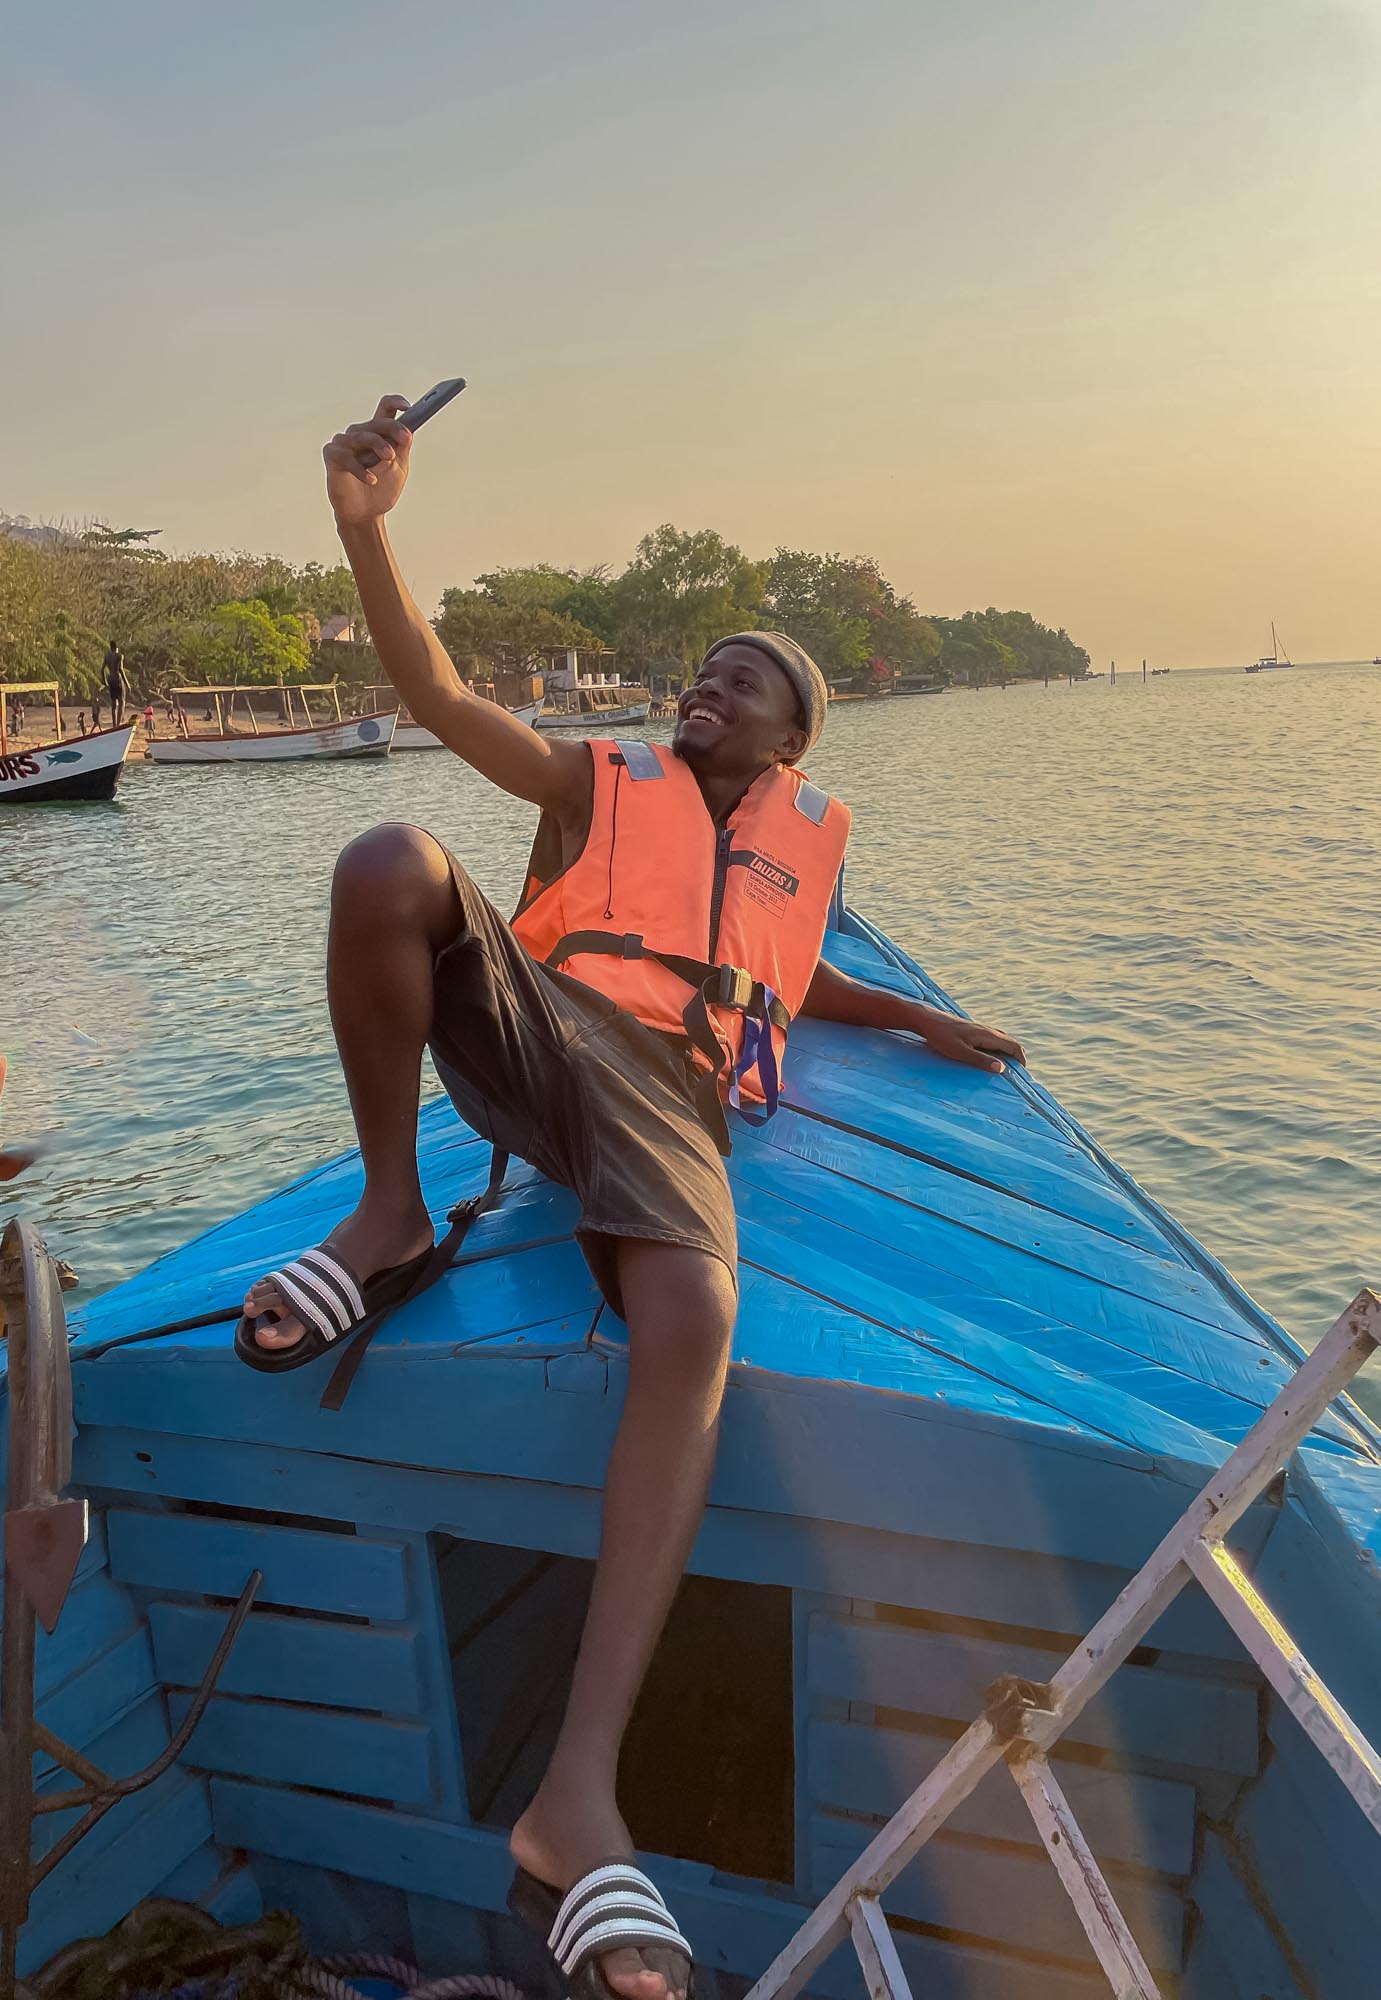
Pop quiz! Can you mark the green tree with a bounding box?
[176,599,313,686]
[765,550,942,681]
[615,526,768,679]
[295,561,362,625]
[474,564,622,650]
[433,591,598,679]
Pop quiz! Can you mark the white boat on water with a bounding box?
[1245,622,1293,673]
[538,684,653,728]
[0,680,138,803]
[392,696,542,749]
[148,683,396,763]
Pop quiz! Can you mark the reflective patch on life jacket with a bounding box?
[794,779,829,824]
[613,739,664,781]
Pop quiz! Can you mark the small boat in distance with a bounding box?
[148,684,396,763]
[0,680,137,803]
[1245,623,1293,672]
[359,683,543,749]
[538,683,653,728]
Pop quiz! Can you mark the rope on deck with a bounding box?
[29,1901,534,2000]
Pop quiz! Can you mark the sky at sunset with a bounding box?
[4,0,1379,669]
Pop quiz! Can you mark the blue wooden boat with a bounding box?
[5,899,1381,1999]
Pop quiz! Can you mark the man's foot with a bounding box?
[512,1782,689,2000]
[242,1199,433,1351]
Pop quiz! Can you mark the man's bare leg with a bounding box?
[511,1239,736,2000]
[245,823,459,1347]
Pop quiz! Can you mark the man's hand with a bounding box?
[801,958,1027,1074]
[913,1012,1026,1075]
[324,395,415,528]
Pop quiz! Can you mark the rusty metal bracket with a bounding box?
[981,1671,1056,1747]
[0,1215,260,1992]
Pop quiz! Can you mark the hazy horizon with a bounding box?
[4,0,1379,671]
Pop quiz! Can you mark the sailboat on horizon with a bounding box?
[1245,622,1293,672]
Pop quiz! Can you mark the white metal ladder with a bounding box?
[745,1288,1381,2000]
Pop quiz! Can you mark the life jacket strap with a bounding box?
[542,929,791,1152]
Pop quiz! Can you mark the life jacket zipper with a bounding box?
[708,824,732,959]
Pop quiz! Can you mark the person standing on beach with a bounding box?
[91,687,103,729]
[104,639,125,725]
[236,393,1025,2000]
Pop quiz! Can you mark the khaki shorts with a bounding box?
[428,851,738,1320]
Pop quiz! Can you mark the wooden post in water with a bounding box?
[1143,658,1147,683]
[1110,660,1116,685]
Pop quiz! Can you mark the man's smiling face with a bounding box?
[673,642,807,777]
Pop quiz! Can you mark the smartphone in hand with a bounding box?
[359,378,466,467]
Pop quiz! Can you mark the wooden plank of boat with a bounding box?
[393,697,542,749]
[0,722,137,803]
[147,710,397,764]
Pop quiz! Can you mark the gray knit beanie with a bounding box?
[699,631,829,754]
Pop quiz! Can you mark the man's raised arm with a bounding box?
[326,396,588,816]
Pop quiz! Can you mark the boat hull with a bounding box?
[393,698,542,748]
[147,710,396,762]
[0,722,136,802]
[15,908,1381,1994]
[537,696,652,728]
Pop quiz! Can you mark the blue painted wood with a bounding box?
[169,1689,436,1804]
[1264,1700,1381,1911]
[30,1567,143,1700]
[154,1843,264,1929]
[19,1771,212,1979]
[210,1779,1112,2000]
[150,1601,426,1713]
[107,1507,410,1617]
[1190,1830,1306,2000]
[76,1425,1255,1661]
[1231,1745,1381,1998]
[806,1611,1260,1776]
[35,1624,157,1756]
[1255,1463,1381,1750]
[1183,1924,1246,2000]
[730,1168,1356,1453]
[201,1865,265,1930]
[383,1531,469,1822]
[74,1347,1237,1580]
[32,1693,168,1855]
[807,1810,1186,1974]
[806,1718,1197,1875]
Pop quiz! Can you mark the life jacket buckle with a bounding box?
[620,933,644,959]
[713,964,754,1010]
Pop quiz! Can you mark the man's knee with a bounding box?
[332,822,453,923]
[619,1243,737,1366]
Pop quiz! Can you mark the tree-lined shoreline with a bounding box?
[0,514,1091,700]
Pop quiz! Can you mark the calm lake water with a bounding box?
[3,664,1378,1407]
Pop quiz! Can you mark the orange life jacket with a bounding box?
[512,738,850,1150]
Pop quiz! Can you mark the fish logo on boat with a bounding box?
[43,749,83,766]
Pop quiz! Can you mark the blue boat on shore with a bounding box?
[5,897,1381,1999]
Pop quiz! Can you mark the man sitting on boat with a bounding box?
[236,395,1026,2000]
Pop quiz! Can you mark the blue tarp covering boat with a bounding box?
[5,902,1381,1997]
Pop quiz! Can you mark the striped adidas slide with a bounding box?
[234,1242,434,1375]
[509,1862,694,2000]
